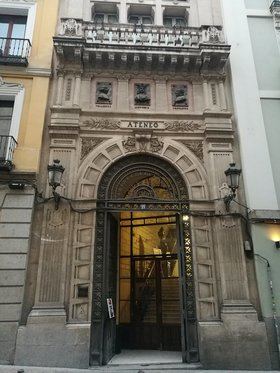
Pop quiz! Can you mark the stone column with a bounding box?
[219,80,227,111]
[118,3,126,23]
[155,4,162,26]
[55,71,64,106]
[117,76,129,111]
[73,72,81,107]
[203,80,210,110]
[155,79,168,112]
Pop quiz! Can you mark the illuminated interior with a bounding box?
[119,211,181,327]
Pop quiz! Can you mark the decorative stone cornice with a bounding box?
[54,21,230,74]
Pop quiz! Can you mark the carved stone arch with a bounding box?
[77,137,209,201]
[69,136,219,364]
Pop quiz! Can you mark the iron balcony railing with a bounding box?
[0,37,31,66]
[0,135,17,171]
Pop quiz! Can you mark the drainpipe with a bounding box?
[255,254,280,364]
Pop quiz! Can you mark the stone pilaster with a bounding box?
[73,72,82,107]
[55,71,64,106]
[117,77,129,111]
[155,79,168,112]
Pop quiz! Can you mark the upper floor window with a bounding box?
[163,17,187,28]
[94,13,118,24]
[128,15,153,25]
[0,1,35,66]
[92,3,119,24]
[0,14,27,39]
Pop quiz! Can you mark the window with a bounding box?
[128,15,153,25]
[0,1,36,65]
[0,99,13,131]
[93,13,118,24]
[0,14,27,58]
[0,100,16,169]
[163,17,187,28]
[0,79,25,170]
[0,14,27,39]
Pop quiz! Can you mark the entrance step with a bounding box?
[90,363,203,372]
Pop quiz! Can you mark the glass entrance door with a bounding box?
[119,212,181,351]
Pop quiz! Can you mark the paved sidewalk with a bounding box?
[0,366,277,373]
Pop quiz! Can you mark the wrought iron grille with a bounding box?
[0,135,17,171]
[0,38,31,66]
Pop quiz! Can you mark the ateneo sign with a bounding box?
[121,121,164,129]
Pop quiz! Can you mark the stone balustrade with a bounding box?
[55,18,229,72]
[59,18,225,49]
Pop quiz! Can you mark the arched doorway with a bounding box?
[89,154,198,366]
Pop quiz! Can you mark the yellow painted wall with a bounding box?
[0,0,59,172]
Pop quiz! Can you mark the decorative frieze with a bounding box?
[164,120,202,132]
[81,118,203,132]
[83,118,121,129]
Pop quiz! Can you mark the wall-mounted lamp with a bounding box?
[224,163,242,210]
[275,241,280,249]
[47,159,65,209]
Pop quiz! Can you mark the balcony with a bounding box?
[0,135,17,171]
[0,38,31,67]
[54,19,230,73]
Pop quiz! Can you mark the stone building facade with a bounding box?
[12,0,273,369]
[0,0,59,365]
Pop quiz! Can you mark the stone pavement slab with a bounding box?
[0,366,277,373]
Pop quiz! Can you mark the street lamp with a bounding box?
[47,159,65,209]
[224,163,242,210]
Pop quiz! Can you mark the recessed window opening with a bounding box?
[128,5,154,25]
[163,7,188,28]
[92,3,119,24]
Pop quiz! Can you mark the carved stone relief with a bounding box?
[164,120,202,132]
[134,83,151,106]
[81,138,107,160]
[96,82,112,104]
[59,19,83,37]
[123,133,163,153]
[178,140,203,161]
[172,84,188,107]
[83,118,121,129]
